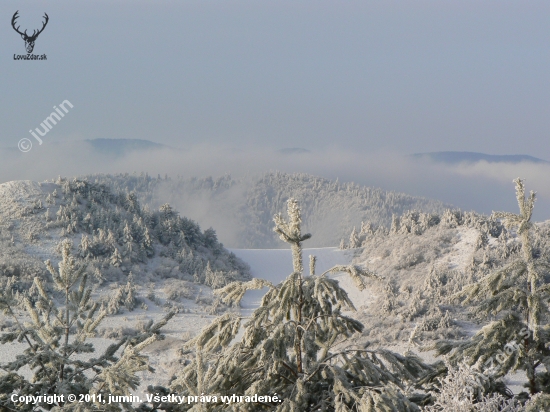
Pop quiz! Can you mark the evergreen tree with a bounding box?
[422,362,523,412]
[79,234,93,259]
[390,214,400,234]
[107,229,118,251]
[121,221,138,262]
[427,179,550,396]
[339,238,346,250]
[349,226,359,249]
[0,240,173,410]
[166,199,431,411]
[360,221,375,237]
[127,192,141,214]
[203,228,218,249]
[111,247,123,268]
[140,226,155,258]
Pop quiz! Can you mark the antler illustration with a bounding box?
[12,11,49,53]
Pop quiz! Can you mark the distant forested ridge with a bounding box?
[82,172,452,248]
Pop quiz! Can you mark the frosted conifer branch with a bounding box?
[97,336,156,393]
[185,312,241,351]
[321,264,383,291]
[309,255,316,276]
[214,278,274,306]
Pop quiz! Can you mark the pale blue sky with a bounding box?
[1,1,549,155]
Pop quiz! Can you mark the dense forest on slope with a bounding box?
[0,178,250,290]
[82,172,452,248]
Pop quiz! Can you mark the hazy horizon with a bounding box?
[2,1,549,221]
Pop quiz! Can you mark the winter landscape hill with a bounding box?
[1,176,550,410]
[0,178,250,288]
[82,172,452,248]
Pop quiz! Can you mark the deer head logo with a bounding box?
[11,11,49,54]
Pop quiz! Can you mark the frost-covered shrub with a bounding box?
[147,289,162,306]
[164,279,195,301]
[394,251,425,270]
[98,326,139,339]
[107,276,138,314]
[0,240,172,410]
[423,362,523,412]
[524,393,550,411]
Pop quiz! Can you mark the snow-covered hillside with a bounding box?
[2,178,550,410]
[84,172,453,248]
[0,178,250,288]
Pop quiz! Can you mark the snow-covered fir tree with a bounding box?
[427,179,550,399]
[111,247,123,267]
[156,199,432,411]
[349,226,359,248]
[0,240,173,410]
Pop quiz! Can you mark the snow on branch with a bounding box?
[321,264,384,291]
[213,278,274,307]
[185,313,242,352]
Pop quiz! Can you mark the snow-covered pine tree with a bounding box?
[339,238,346,250]
[426,178,550,397]
[390,214,400,234]
[360,221,371,236]
[0,240,173,410]
[166,199,431,411]
[107,228,118,251]
[45,207,53,221]
[349,226,359,249]
[122,221,136,260]
[79,234,93,259]
[139,226,155,260]
[111,246,123,268]
[127,192,141,214]
[475,231,489,251]
[108,274,138,314]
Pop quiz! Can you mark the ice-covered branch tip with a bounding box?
[273,198,312,244]
[45,239,87,291]
[514,177,536,221]
[492,178,535,232]
[309,255,316,276]
[321,265,383,291]
[213,278,274,307]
